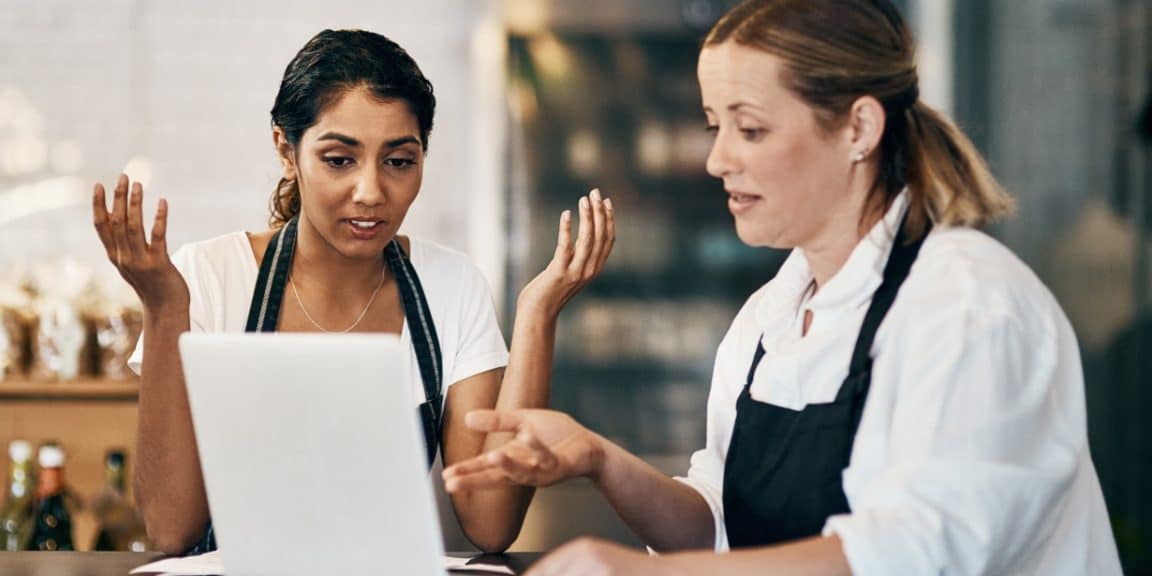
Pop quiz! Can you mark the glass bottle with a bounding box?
[92,449,148,551]
[1,440,35,550]
[29,443,75,551]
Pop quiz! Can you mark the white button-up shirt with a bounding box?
[678,192,1122,575]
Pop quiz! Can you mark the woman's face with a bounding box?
[698,42,857,250]
[279,85,424,261]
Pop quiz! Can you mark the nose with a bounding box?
[705,129,738,180]
[351,162,386,206]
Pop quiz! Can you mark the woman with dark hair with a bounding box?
[443,1,1122,574]
[92,29,614,555]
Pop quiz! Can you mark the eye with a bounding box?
[739,128,767,142]
[323,156,354,169]
[384,158,417,169]
[705,124,719,137]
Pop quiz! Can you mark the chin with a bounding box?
[734,221,790,250]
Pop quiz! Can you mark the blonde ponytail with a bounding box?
[902,101,1015,240]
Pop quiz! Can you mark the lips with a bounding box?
[726,191,762,214]
[348,218,384,230]
[343,218,388,239]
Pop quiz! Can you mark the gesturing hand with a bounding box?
[442,409,604,493]
[92,174,189,311]
[518,188,615,318]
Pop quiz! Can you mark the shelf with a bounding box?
[0,378,139,401]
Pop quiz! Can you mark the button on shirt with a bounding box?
[677,192,1122,575]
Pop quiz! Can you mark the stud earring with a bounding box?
[852,151,866,163]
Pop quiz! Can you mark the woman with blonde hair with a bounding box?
[443,1,1122,573]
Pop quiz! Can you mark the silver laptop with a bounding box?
[179,332,446,576]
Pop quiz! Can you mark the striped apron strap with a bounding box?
[385,239,445,466]
[246,218,297,332]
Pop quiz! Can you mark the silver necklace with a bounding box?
[289,269,387,333]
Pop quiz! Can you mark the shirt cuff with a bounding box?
[822,509,939,576]
[449,350,509,386]
[674,476,729,551]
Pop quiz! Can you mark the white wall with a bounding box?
[0,0,506,308]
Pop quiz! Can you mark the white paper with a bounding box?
[130,550,516,575]
[130,551,221,575]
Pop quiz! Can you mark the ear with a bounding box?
[846,96,886,163]
[272,126,298,181]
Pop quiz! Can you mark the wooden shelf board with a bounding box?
[0,378,139,401]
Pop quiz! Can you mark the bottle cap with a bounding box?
[38,444,65,468]
[105,449,125,468]
[9,440,31,462]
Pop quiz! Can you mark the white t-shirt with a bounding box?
[128,232,510,401]
[128,231,510,550]
[678,192,1122,575]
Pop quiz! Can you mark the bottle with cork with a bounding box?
[29,442,76,551]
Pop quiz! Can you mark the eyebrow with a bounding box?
[316,132,422,148]
[702,102,763,113]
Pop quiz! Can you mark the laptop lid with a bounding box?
[178,332,445,576]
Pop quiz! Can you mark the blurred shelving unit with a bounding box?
[501,2,788,459]
[0,377,139,550]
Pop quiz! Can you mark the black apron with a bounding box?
[188,217,444,555]
[722,220,926,548]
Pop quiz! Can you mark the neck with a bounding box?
[802,182,886,289]
[292,217,389,298]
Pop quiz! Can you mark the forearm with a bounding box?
[592,438,716,551]
[134,307,208,554]
[657,535,852,576]
[492,304,556,430]
[453,307,558,551]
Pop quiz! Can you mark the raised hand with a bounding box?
[442,409,604,493]
[92,174,189,311]
[518,188,615,318]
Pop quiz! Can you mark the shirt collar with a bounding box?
[755,190,910,331]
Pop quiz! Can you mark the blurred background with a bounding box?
[0,0,1148,572]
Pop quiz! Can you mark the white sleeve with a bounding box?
[126,244,214,375]
[823,301,1082,575]
[446,260,509,385]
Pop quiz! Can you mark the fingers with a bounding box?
[464,410,525,434]
[150,197,169,252]
[443,463,512,493]
[92,183,117,261]
[584,189,607,274]
[597,197,615,271]
[124,180,148,259]
[443,435,558,492]
[567,195,593,274]
[443,452,501,480]
[565,189,613,281]
[109,174,131,265]
[551,209,573,270]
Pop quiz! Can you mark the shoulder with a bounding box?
[896,226,1065,336]
[404,236,486,285]
[171,231,255,276]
